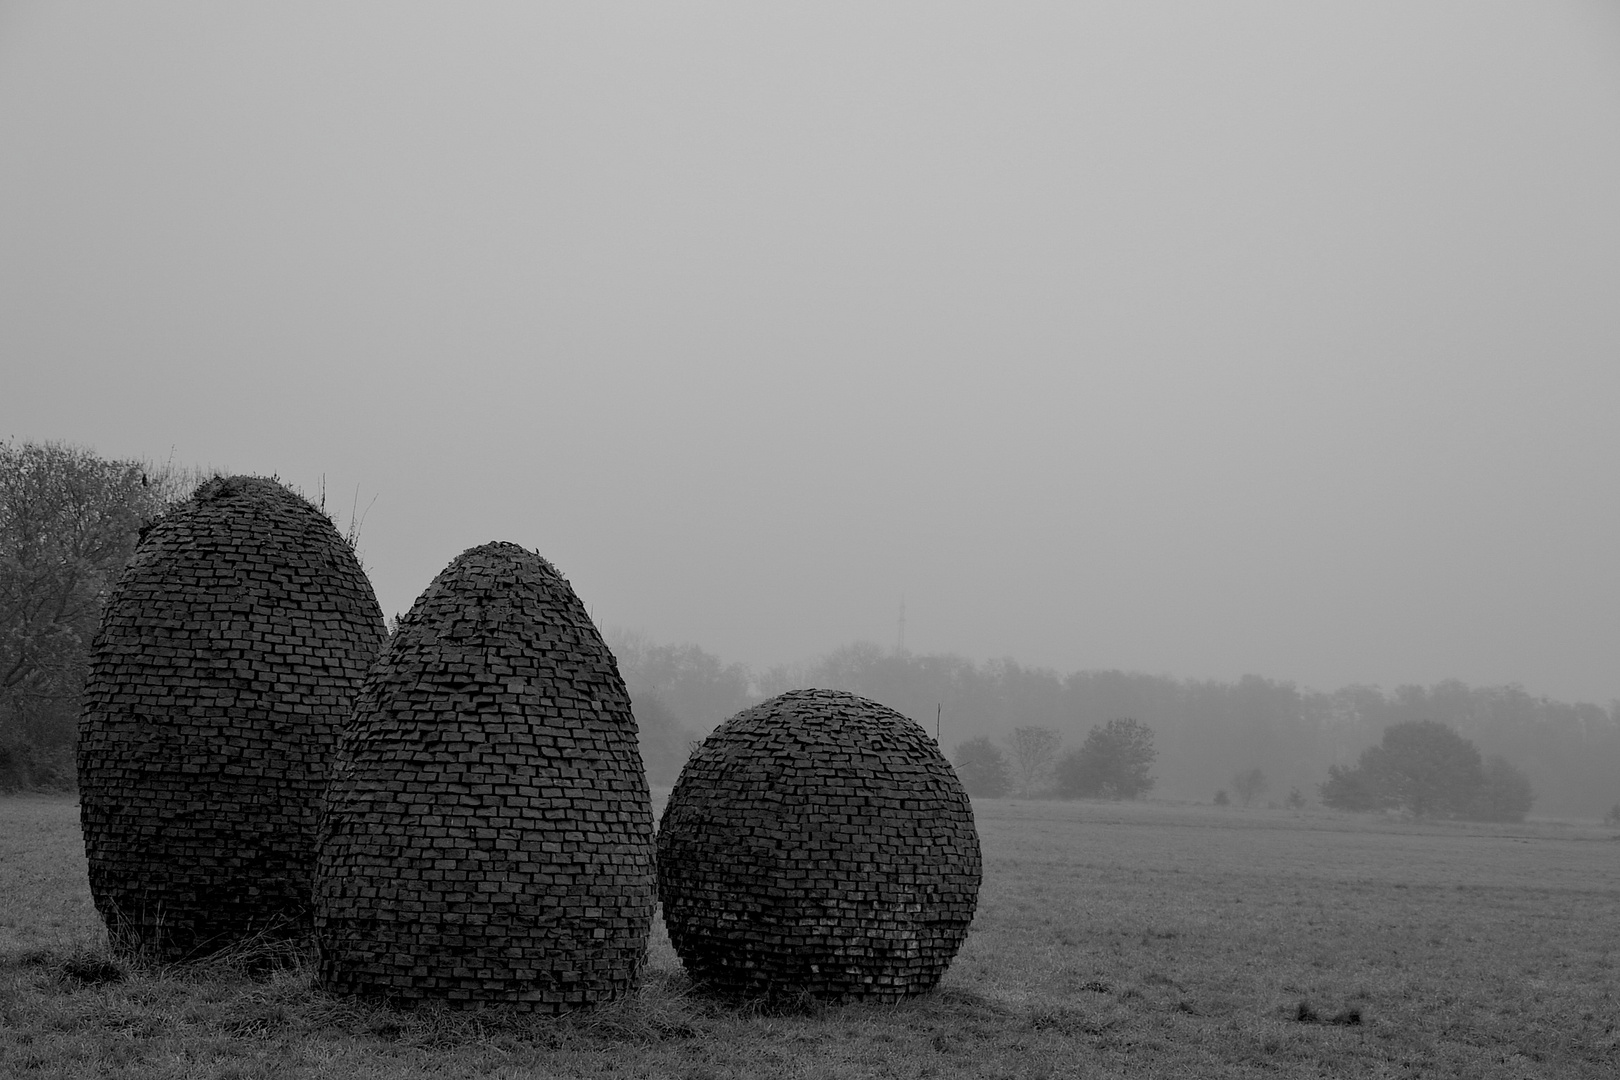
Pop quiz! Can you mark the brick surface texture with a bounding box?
[314,541,656,1011]
[77,475,386,960]
[657,688,982,1001]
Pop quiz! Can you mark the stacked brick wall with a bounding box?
[657,688,981,1001]
[77,475,386,960]
[314,541,656,1011]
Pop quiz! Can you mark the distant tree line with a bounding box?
[950,708,1531,822]
[946,717,1160,801]
[607,631,754,784]
[729,642,1618,819]
[616,636,1614,816]
[8,439,1613,819]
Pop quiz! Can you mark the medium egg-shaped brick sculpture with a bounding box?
[77,475,386,960]
[657,688,982,1001]
[314,542,656,1011]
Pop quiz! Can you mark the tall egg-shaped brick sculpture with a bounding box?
[658,688,981,1001]
[314,542,656,1011]
[77,475,386,960]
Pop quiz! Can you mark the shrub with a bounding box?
[1232,767,1268,807]
[1055,718,1157,800]
[1319,762,1386,812]
[1319,721,1533,821]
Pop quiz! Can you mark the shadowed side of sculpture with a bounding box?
[77,475,386,961]
[657,688,982,1002]
[314,541,656,1011]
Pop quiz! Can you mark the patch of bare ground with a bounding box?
[3,794,1616,1078]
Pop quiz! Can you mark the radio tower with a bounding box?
[896,593,907,656]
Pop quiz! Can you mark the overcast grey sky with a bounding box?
[4,3,1619,702]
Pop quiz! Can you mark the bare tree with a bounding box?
[1008,725,1061,796]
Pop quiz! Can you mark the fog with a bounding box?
[4,3,1619,703]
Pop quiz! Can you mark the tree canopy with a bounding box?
[1055,718,1157,799]
[1319,720,1534,821]
[1,441,194,786]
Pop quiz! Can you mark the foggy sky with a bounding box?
[4,3,1619,703]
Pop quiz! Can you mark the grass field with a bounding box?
[2,793,1617,1079]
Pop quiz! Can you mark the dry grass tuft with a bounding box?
[1330,1005,1363,1026]
[56,951,127,986]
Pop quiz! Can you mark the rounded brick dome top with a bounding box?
[657,688,981,1001]
[78,474,385,960]
[315,541,656,1011]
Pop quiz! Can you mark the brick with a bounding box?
[657,689,981,1002]
[77,476,385,961]
[313,542,655,1013]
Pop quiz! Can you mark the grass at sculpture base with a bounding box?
[2,791,1617,1078]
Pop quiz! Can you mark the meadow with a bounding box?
[2,793,1616,1079]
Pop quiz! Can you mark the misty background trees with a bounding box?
[1319,720,1536,822]
[1008,726,1062,796]
[6,439,1616,818]
[1231,767,1269,807]
[605,631,753,784]
[617,639,1615,817]
[1054,718,1158,799]
[951,736,1011,798]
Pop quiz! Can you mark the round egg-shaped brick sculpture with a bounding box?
[77,475,386,960]
[314,542,656,1011]
[657,688,981,1001]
